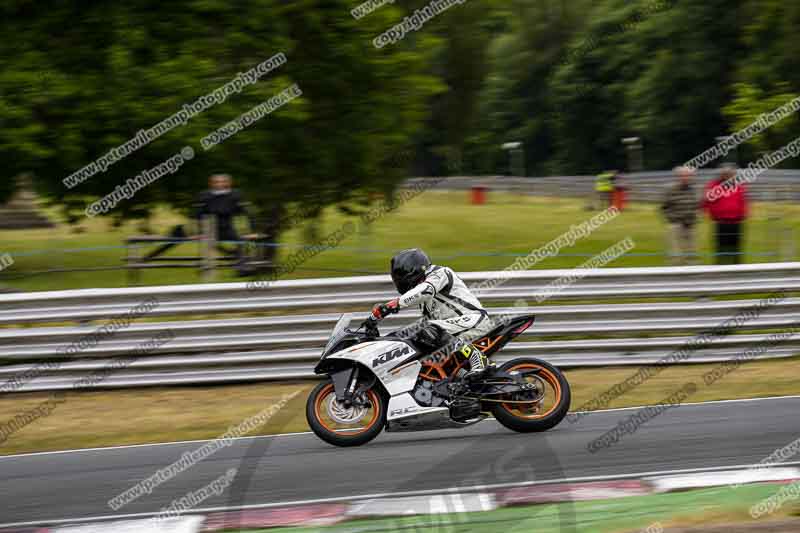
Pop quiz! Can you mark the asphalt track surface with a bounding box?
[1,396,799,526]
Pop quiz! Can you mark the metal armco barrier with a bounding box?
[409,169,800,202]
[0,263,798,393]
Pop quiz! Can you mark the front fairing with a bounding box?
[315,314,419,377]
[322,314,353,357]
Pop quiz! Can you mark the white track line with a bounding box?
[2,460,800,529]
[0,394,798,461]
[0,430,314,460]
[568,394,800,417]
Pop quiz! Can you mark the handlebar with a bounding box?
[361,315,380,338]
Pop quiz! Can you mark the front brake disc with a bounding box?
[326,395,368,425]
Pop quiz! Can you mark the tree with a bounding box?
[464,0,592,176]
[0,0,440,265]
[723,0,800,162]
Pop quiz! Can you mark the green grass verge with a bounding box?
[0,355,797,456]
[1,192,798,291]
[240,482,800,533]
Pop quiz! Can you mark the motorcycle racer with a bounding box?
[371,248,493,377]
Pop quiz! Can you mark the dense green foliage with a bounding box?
[471,0,800,175]
[0,0,798,224]
[0,0,442,228]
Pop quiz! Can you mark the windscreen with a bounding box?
[322,314,352,357]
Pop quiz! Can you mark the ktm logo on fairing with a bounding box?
[372,346,412,368]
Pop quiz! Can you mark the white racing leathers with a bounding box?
[397,265,493,346]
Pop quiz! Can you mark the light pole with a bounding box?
[501,141,525,177]
[621,137,643,173]
[715,136,738,166]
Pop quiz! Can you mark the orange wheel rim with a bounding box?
[313,384,381,436]
[500,364,562,419]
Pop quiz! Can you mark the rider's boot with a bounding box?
[465,348,491,378]
[452,339,491,379]
[425,328,492,379]
[464,349,485,376]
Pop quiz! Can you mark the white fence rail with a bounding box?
[0,263,798,392]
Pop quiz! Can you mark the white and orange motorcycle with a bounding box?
[306,313,571,447]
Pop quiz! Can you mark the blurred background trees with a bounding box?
[0,0,799,231]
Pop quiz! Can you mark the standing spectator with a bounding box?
[594,170,615,209]
[194,174,255,242]
[194,174,258,274]
[701,166,749,264]
[611,171,628,211]
[145,174,257,275]
[660,167,698,264]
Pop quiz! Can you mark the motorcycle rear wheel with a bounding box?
[306,379,386,447]
[490,357,571,433]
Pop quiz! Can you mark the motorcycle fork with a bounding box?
[330,366,376,408]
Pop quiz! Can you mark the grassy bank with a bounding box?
[1,192,797,291]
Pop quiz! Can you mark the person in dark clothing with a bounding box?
[145,174,257,273]
[194,174,255,242]
[194,174,258,272]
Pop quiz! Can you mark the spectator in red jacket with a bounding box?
[701,166,749,264]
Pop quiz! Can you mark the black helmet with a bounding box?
[391,249,431,294]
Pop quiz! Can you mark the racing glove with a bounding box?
[371,299,399,320]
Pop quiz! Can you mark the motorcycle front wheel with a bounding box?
[306,379,387,447]
[490,357,571,433]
